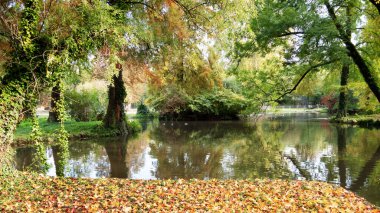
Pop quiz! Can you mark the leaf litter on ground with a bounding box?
[0,172,379,212]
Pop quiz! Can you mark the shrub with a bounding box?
[147,86,246,120]
[137,103,150,115]
[186,89,247,120]
[66,89,107,121]
[127,120,142,134]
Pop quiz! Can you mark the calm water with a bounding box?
[14,113,380,206]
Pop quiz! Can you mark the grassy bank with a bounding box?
[332,114,380,128]
[0,172,378,212]
[13,118,141,146]
[266,107,328,114]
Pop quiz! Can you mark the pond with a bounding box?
[14,113,380,206]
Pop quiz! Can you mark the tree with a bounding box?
[234,0,380,115]
[0,0,128,144]
[337,3,353,118]
[103,65,128,134]
[324,0,380,103]
[99,0,226,126]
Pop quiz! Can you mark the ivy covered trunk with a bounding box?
[48,84,61,122]
[0,91,24,145]
[336,64,349,118]
[103,67,128,136]
[0,0,43,145]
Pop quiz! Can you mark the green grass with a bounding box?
[332,114,380,127]
[15,118,100,138]
[267,107,328,114]
[13,118,141,145]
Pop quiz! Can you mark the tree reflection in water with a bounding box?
[104,137,129,178]
[148,122,229,179]
[15,147,36,171]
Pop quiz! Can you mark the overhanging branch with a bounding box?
[273,59,338,102]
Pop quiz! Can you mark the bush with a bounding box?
[147,86,247,120]
[66,89,107,121]
[186,89,247,120]
[127,120,142,134]
[137,103,150,115]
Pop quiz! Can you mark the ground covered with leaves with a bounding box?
[0,172,378,212]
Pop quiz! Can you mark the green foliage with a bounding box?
[32,143,49,174]
[0,0,130,145]
[187,89,247,119]
[232,54,292,114]
[0,146,15,178]
[30,111,49,173]
[351,82,380,114]
[148,86,246,120]
[332,114,380,127]
[55,80,69,177]
[137,103,150,115]
[127,120,142,134]
[13,118,135,144]
[66,89,107,122]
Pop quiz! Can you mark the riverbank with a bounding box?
[13,118,142,147]
[332,114,380,128]
[0,172,377,212]
[266,107,328,114]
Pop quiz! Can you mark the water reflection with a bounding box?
[15,147,36,171]
[104,137,129,178]
[14,114,380,206]
[337,126,347,188]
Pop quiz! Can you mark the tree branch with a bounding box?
[325,0,380,102]
[273,59,338,102]
[123,1,155,11]
[276,31,305,38]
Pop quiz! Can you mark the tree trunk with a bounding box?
[336,64,349,118]
[0,88,25,145]
[369,0,380,14]
[48,84,61,122]
[103,66,128,136]
[325,1,380,103]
